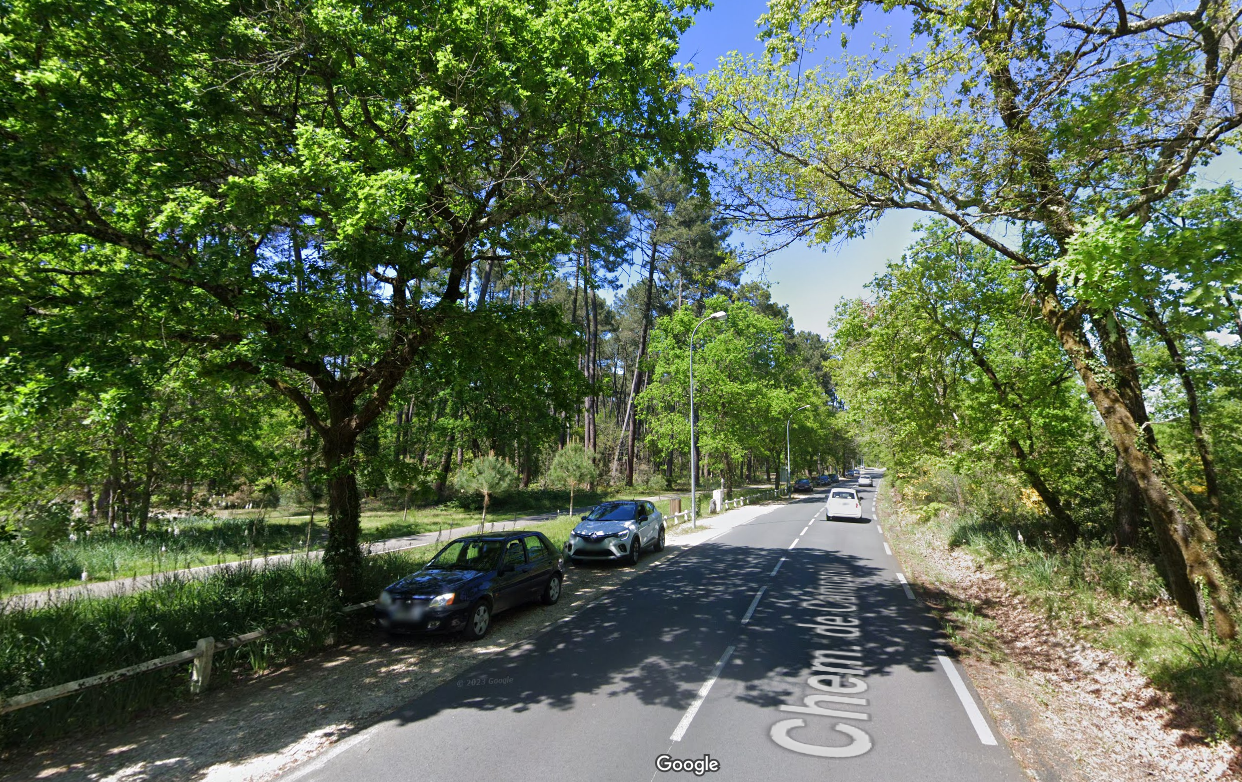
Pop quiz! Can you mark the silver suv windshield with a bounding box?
[584,502,639,521]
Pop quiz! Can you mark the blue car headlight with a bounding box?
[429,593,455,609]
[379,590,394,606]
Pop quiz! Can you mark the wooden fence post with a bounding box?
[191,637,214,695]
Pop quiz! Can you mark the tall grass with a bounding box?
[0,549,428,749]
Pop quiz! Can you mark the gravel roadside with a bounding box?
[878,487,1240,782]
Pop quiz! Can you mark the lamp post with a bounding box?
[690,310,727,528]
[786,404,812,495]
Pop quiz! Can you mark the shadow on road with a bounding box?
[379,535,945,733]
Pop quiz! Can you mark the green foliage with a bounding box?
[454,456,518,528]
[831,222,1114,534]
[0,0,706,589]
[547,445,597,515]
[639,296,844,489]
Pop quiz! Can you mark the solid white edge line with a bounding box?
[895,572,915,600]
[883,542,893,556]
[937,654,999,746]
[740,586,767,625]
[670,644,736,741]
[770,557,786,576]
[788,538,800,550]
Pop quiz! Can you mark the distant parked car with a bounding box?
[377,532,564,640]
[826,488,863,520]
[566,500,664,566]
[793,477,814,493]
[826,473,839,484]
[857,474,873,486]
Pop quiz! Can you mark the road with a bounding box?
[282,475,1025,782]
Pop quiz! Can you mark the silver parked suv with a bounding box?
[566,500,665,566]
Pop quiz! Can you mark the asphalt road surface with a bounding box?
[283,475,1025,782]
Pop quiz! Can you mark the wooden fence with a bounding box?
[0,600,377,715]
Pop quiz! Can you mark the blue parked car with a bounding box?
[377,531,565,640]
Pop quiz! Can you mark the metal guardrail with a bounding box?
[0,599,379,715]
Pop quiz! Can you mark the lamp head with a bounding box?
[709,311,727,320]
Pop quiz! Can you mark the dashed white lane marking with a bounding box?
[896,572,915,600]
[937,654,999,746]
[741,586,767,625]
[770,557,786,576]
[789,538,800,550]
[800,525,809,536]
[884,542,893,556]
[876,524,883,534]
[670,644,736,741]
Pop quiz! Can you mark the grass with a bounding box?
[0,483,770,597]
[0,547,433,749]
[891,487,1242,746]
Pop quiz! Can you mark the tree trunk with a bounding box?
[1113,456,1144,550]
[1009,438,1077,543]
[621,235,661,485]
[585,250,598,454]
[476,258,495,309]
[136,459,156,535]
[1144,299,1221,522]
[1036,283,1236,638]
[611,239,660,484]
[322,428,363,597]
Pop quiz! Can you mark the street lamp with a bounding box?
[786,404,812,495]
[690,310,726,529]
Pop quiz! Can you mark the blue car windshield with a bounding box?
[428,539,503,571]
[584,502,639,521]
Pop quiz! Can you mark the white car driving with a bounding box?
[826,488,863,520]
[857,474,873,486]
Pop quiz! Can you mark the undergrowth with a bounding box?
[896,485,1242,746]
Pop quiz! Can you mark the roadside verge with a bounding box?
[878,485,1238,782]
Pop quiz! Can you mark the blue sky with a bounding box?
[673,1,1242,337]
